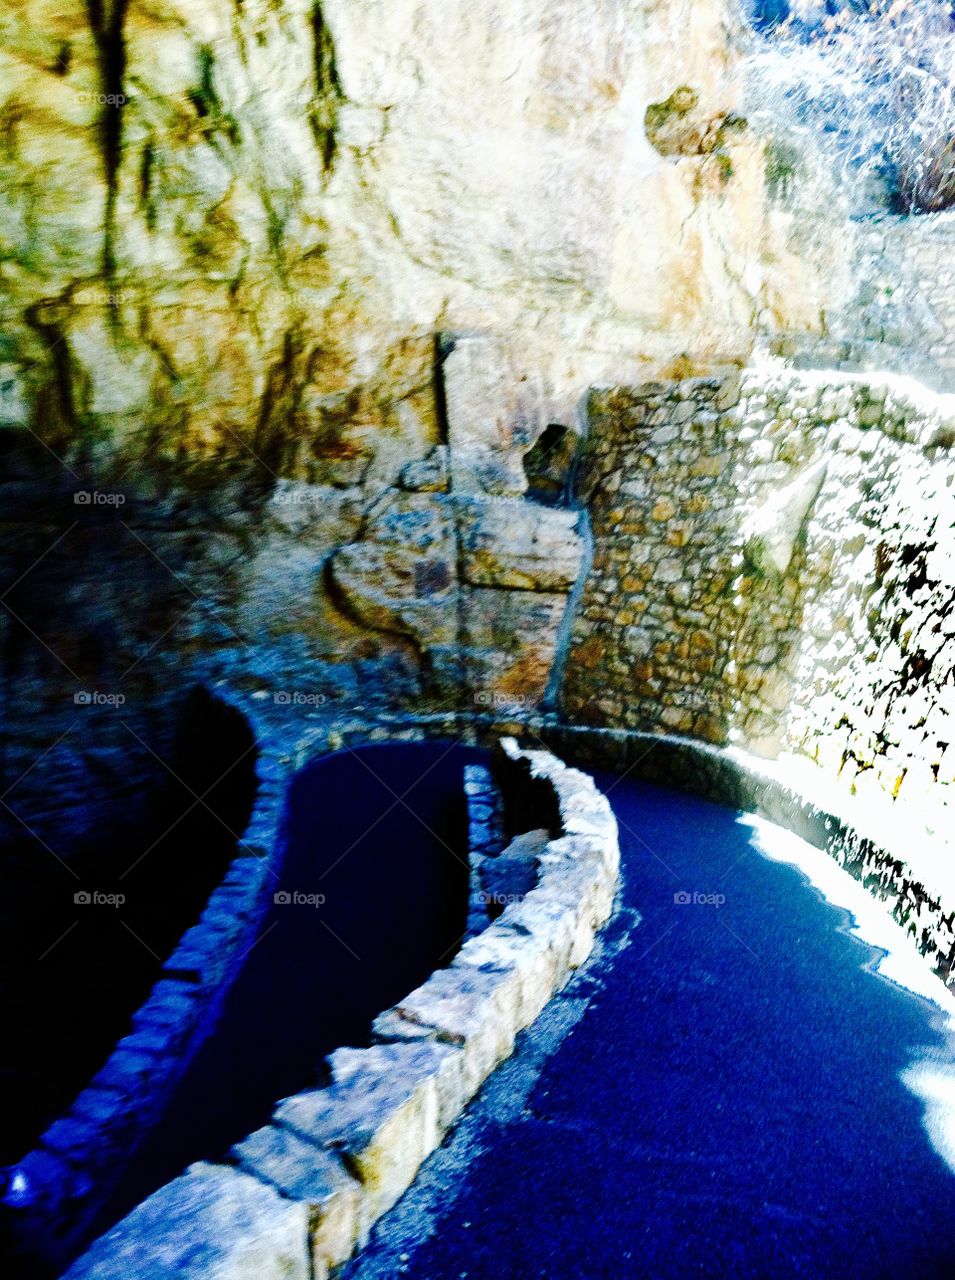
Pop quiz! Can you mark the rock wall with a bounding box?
[4,0,955,879]
[0,0,826,470]
[2,0,810,837]
[769,211,955,393]
[741,17,955,395]
[563,368,955,831]
[0,331,585,855]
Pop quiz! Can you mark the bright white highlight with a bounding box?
[741,812,955,1175]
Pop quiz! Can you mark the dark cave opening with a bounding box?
[523,424,579,507]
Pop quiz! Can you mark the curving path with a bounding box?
[10,742,482,1277]
[347,772,955,1280]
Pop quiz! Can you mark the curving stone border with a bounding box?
[319,712,955,986]
[55,704,954,1279]
[278,709,955,987]
[64,739,620,1279]
[4,716,293,1270]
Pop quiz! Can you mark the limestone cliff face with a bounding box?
[0,0,858,842]
[1,0,811,469]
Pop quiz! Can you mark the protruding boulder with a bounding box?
[742,457,828,576]
[327,492,459,649]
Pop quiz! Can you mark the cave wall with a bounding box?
[0,0,832,470]
[4,0,955,854]
[564,368,955,826]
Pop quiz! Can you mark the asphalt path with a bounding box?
[348,772,955,1280]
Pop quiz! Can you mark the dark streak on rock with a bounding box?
[310,3,343,174]
[85,0,130,278]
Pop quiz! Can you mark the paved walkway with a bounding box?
[347,773,955,1279]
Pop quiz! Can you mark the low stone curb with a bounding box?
[63,739,620,1279]
[50,704,949,1278]
[314,711,955,987]
[283,709,955,985]
[4,730,293,1269]
[529,722,955,985]
[462,762,506,937]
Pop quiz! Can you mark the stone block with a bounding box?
[233,1125,366,1273]
[480,828,548,911]
[328,491,459,650]
[497,893,582,990]
[452,920,559,1033]
[441,336,541,497]
[462,586,568,708]
[553,784,620,852]
[275,1041,461,1220]
[63,1163,310,1280]
[373,964,523,1106]
[457,498,583,592]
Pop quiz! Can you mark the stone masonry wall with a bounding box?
[771,212,955,394]
[5,717,290,1274]
[563,368,955,833]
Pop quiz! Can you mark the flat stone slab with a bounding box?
[233,1125,366,1272]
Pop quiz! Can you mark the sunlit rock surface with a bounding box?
[0,0,811,465]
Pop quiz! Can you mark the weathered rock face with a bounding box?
[328,494,584,705]
[0,326,585,853]
[0,0,821,471]
[6,0,953,845]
